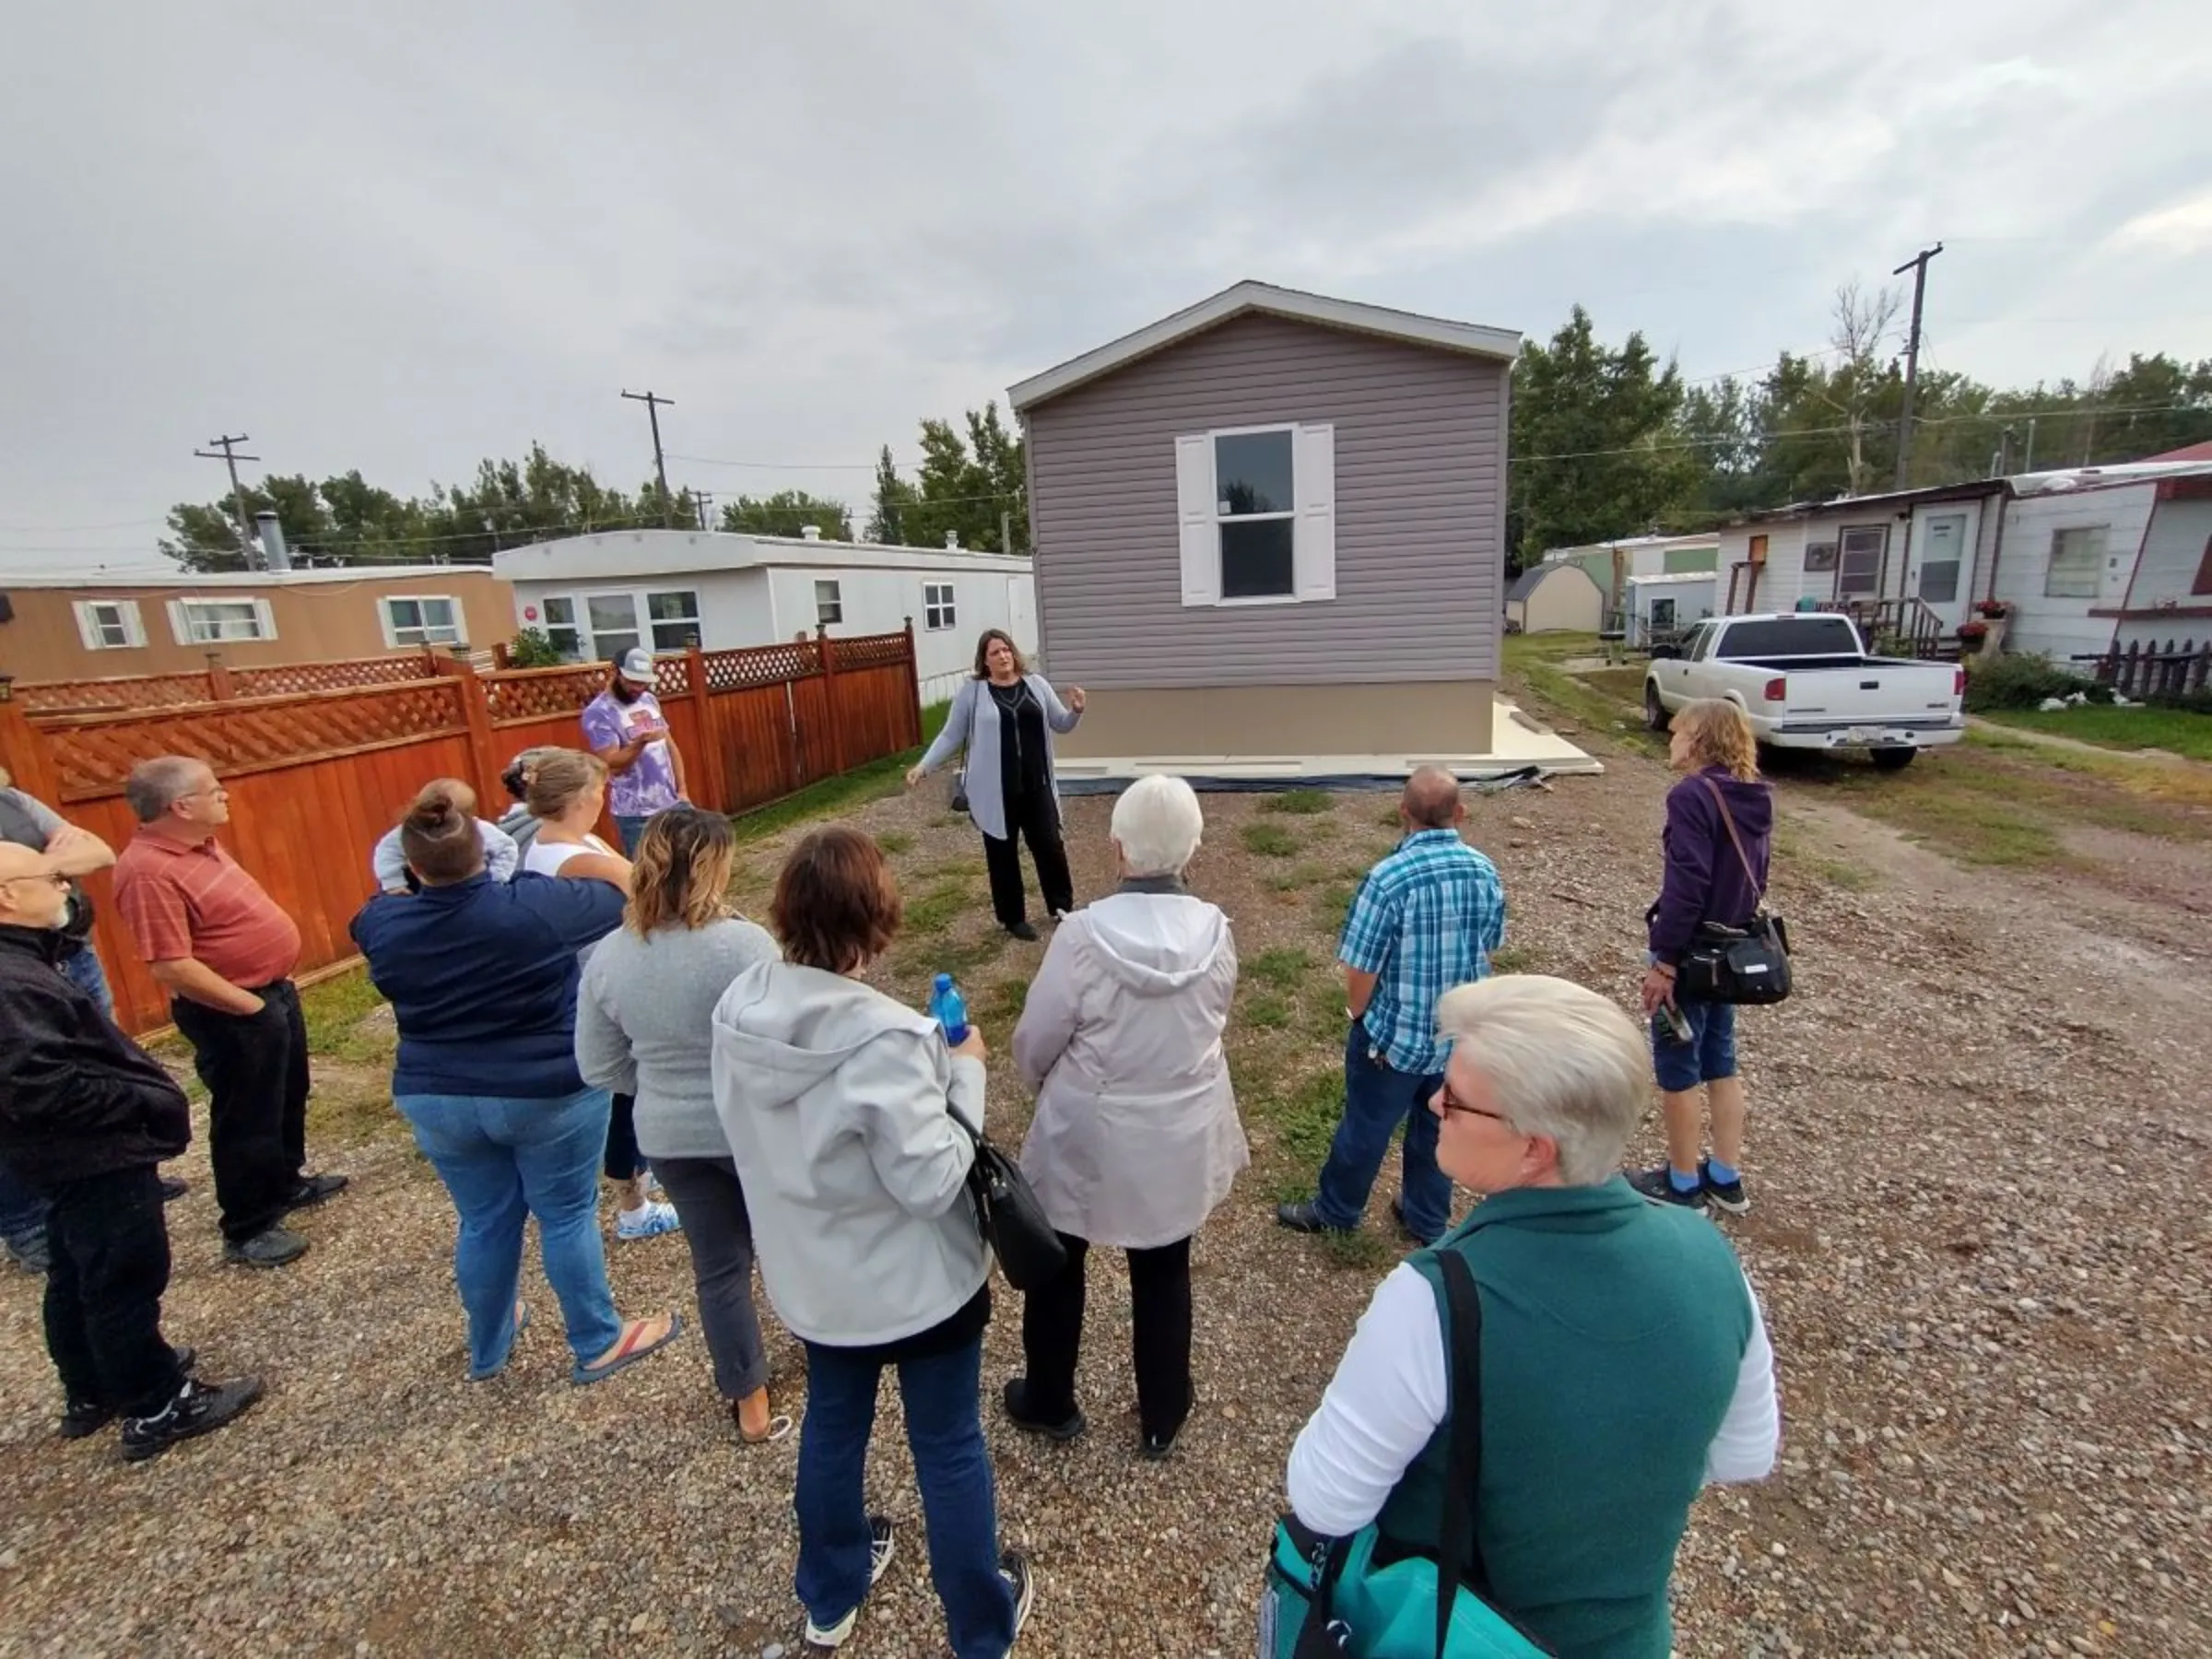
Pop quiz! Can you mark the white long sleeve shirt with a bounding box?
[1287,1263,1780,1537]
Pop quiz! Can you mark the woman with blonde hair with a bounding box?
[1633,698,1773,1215]
[574,806,788,1441]
[524,750,678,1241]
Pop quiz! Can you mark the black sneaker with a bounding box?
[1628,1165,1710,1213]
[223,1226,309,1268]
[60,1345,194,1441]
[1003,1378,1086,1441]
[159,1176,190,1204]
[1006,921,1039,942]
[802,1514,895,1648]
[1700,1160,1750,1217]
[120,1374,264,1463]
[1274,1199,1346,1235]
[1001,1551,1037,1642]
[283,1172,349,1213]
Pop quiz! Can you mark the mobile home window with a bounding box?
[73,599,146,651]
[171,597,275,643]
[540,595,584,661]
[924,582,956,631]
[1836,525,1885,597]
[1214,429,1297,599]
[584,593,641,661]
[646,589,703,650]
[1175,424,1335,606]
[2044,526,2105,599]
[815,581,843,626]
[1649,597,1677,631]
[381,595,465,647]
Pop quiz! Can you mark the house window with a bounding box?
[1215,429,1297,599]
[72,599,146,651]
[381,595,465,648]
[540,595,584,661]
[1649,597,1677,632]
[585,593,641,661]
[2045,526,2105,599]
[1836,526,1885,597]
[171,597,275,643]
[2192,534,2212,597]
[924,582,956,630]
[815,581,843,626]
[646,589,703,650]
[1175,423,1335,606]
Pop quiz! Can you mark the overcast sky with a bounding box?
[3,0,2206,573]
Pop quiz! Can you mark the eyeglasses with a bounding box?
[1436,1081,1512,1124]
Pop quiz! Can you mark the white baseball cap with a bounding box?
[615,647,655,684]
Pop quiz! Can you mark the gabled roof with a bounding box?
[2147,440,2212,463]
[1506,563,1595,601]
[1009,280,1522,413]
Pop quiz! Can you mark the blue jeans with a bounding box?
[796,1334,1016,1657]
[1652,998,1738,1093]
[59,947,114,1018]
[614,815,649,856]
[397,1087,621,1377]
[1313,1022,1451,1241]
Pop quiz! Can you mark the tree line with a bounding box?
[160,292,2212,574]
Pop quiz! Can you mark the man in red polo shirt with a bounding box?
[112,757,346,1267]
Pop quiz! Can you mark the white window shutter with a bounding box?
[376,600,399,649]
[252,597,277,640]
[121,601,147,647]
[72,601,103,651]
[1293,423,1336,602]
[1175,434,1218,606]
[166,599,192,644]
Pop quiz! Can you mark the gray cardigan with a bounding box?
[574,917,781,1159]
[914,673,1081,841]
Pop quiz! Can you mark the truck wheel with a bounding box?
[1870,747,1916,771]
[1643,684,1671,733]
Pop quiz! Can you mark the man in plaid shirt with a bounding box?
[1277,768,1506,1245]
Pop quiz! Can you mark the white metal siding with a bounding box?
[1994,486,2159,663]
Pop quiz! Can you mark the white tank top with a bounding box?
[523,833,615,877]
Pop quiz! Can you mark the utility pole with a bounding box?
[1890,243,1943,489]
[690,488,714,530]
[194,433,262,569]
[620,390,676,525]
[1001,508,1014,558]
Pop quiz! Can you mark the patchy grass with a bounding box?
[1263,788,1335,816]
[1314,880,1357,936]
[1772,823,1874,892]
[1266,862,1332,894]
[1980,704,2212,763]
[1488,945,1537,975]
[1242,993,1293,1030]
[1247,947,1316,990]
[876,830,916,856]
[300,969,394,1066]
[902,877,977,936]
[304,1059,403,1145]
[976,975,1030,1027]
[732,700,950,844]
[1501,632,1664,759]
[1241,822,1302,858]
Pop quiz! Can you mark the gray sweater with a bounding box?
[913,673,1081,841]
[574,917,782,1159]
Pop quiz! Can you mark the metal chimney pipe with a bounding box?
[254,511,292,571]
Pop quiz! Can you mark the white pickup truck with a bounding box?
[1642,612,1966,771]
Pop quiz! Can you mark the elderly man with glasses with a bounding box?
[112,757,347,1268]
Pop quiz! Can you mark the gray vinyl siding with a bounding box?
[1024,312,1505,688]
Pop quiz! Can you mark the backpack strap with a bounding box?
[1434,1250,1487,1659]
[1698,774,1765,909]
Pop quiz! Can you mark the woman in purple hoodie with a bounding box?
[1632,699,1773,1216]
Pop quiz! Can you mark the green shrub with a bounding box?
[1962,651,2112,712]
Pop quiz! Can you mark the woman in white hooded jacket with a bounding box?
[1005,774,1247,1458]
[710,826,1032,1658]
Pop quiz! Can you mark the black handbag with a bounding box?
[947,1102,1066,1291]
[1675,777,1793,1006]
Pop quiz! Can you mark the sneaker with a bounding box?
[802,1514,896,1648]
[1006,921,1039,942]
[159,1176,190,1204]
[120,1374,264,1463]
[1627,1165,1710,1214]
[1274,1199,1345,1235]
[283,1172,348,1213]
[1700,1159,1750,1217]
[62,1344,198,1439]
[1001,1551,1037,1641]
[1003,1378,1086,1441]
[615,1200,681,1241]
[224,1226,310,1267]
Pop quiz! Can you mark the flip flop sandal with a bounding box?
[469,1301,531,1382]
[741,1414,795,1445]
[571,1312,685,1387]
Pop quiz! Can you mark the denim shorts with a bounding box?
[1652,997,1738,1091]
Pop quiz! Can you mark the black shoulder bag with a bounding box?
[947,1101,1066,1292]
[1675,777,1793,1006]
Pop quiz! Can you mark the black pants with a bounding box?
[43,1166,185,1418]
[982,789,1075,929]
[605,1094,644,1182]
[1019,1231,1193,1441]
[171,981,309,1244]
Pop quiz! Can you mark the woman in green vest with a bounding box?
[1284,974,1779,1658]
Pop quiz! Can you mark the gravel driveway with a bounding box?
[2,732,2206,1658]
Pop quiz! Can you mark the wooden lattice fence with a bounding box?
[0,626,922,1035]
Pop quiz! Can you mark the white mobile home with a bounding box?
[493,529,1037,706]
[1622,572,1714,647]
[1992,469,2212,662]
[1540,534,1717,612]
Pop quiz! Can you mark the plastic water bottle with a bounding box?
[931,972,971,1045]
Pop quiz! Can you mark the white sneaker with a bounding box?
[803,1515,895,1648]
[615,1200,680,1241]
[1003,1551,1036,1643]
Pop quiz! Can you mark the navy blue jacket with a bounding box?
[1647,769,1774,965]
[350,872,627,1099]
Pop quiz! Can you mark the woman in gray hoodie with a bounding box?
[710,827,1034,1656]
